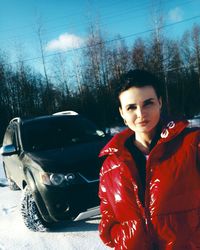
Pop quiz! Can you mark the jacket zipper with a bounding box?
[144,141,164,245]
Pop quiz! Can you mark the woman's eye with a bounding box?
[127,105,136,111]
[144,101,153,106]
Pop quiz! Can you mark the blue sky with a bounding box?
[1,0,200,73]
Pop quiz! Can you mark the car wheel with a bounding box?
[21,186,50,232]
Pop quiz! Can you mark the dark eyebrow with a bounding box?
[125,98,156,109]
[125,103,136,109]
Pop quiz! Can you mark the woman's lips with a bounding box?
[137,120,149,126]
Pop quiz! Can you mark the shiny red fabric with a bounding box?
[98,121,200,250]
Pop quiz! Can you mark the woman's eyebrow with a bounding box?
[124,103,136,109]
[124,98,155,108]
[125,103,136,107]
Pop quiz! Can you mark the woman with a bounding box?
[98,69,200,250]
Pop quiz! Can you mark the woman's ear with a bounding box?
[119,107,128,126]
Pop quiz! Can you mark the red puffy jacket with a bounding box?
[98,120,200,250]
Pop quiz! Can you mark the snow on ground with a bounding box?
[0,156,110,250]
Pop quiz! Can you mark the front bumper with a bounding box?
[34,181,100,223]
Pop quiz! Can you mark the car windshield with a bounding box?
[21,116,105,151]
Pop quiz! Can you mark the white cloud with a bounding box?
[168,7,184,22]
[45,33,84,52]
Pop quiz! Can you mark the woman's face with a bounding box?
[119,86,162,135]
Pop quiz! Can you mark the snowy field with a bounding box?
[0,156,110,250]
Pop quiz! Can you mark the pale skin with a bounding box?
[119,86,162,155]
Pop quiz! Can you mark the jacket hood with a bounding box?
[99,120,189,157]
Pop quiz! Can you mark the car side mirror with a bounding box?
[0,144,18,156]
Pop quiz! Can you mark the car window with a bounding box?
[21,117,105,151]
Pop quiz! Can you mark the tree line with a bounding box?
[0,23,200,141]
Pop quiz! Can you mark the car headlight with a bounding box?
[40,172,77,186]
[50,174,65,185]
[65,173,76,181]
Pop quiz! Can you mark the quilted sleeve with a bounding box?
[98,157,150,250]
[98,162,117,248]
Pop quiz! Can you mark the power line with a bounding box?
[0,1,152,43]
[5,14,200,66]
[0,0,148,34]
[0,0,194,44]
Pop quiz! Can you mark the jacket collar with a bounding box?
[99,120,189,157]
[159,120,188,142]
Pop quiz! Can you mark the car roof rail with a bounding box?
[53,111,79,116]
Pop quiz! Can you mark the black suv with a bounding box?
[1,111,110,231]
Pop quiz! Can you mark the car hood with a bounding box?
[24,138,108,173]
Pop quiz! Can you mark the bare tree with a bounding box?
[191,24,200,89]
[132,38,147,69]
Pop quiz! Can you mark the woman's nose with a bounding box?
[136,107,144,118]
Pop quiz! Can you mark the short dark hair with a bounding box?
[117,69,162,106]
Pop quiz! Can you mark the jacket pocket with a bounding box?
[110,219,150,250]
[153,207,200,249]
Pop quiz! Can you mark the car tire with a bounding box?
[21,186,50,232]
